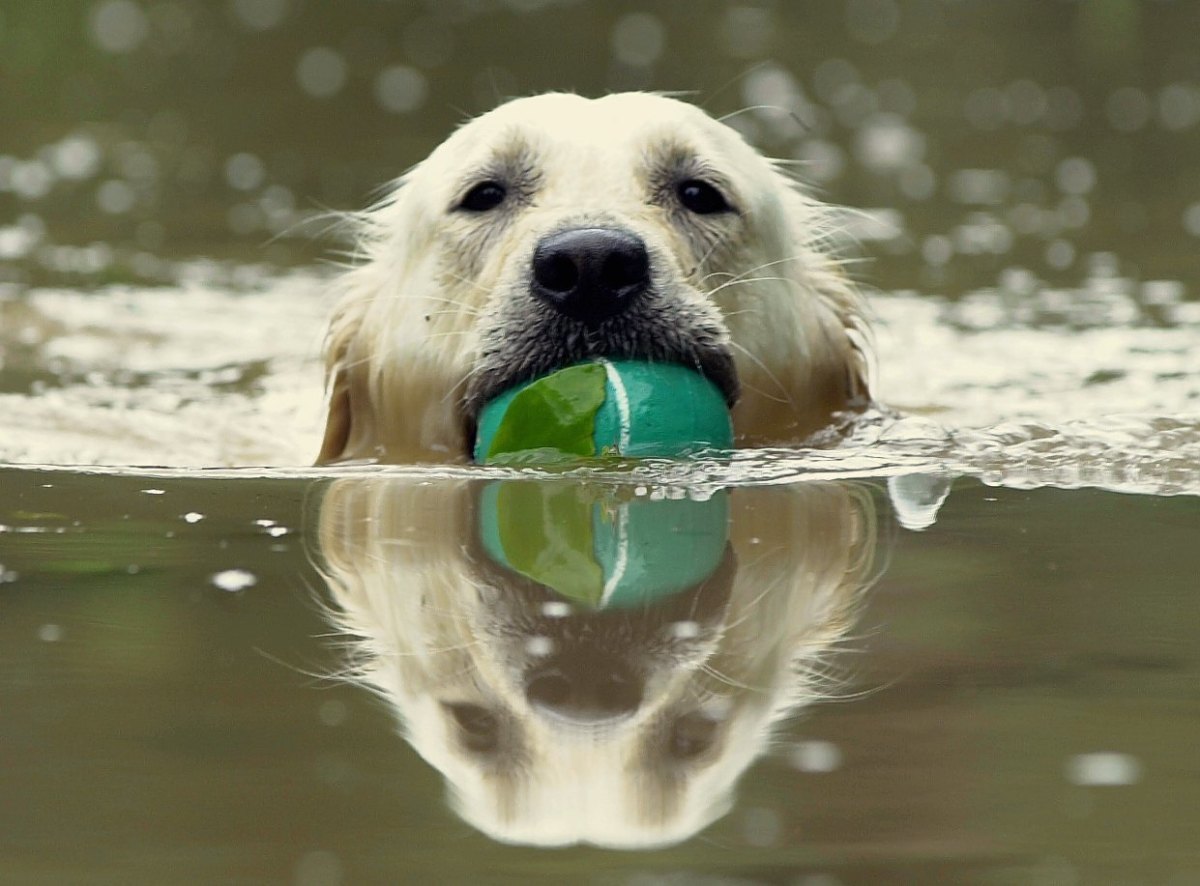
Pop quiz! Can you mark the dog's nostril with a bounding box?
[535,252,579,295]
[600,249,649,296]
[531,227,650,324]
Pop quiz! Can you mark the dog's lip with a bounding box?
[461,350,739,452]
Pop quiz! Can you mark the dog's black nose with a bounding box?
[531,227,650,324]
[525,653,643,724]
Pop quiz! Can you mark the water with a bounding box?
[2,1,1199,882]
[4,470,1199,883]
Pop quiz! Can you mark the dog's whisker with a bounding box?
[699,61,772,112]
[440,268,493,296]
[696,269,737,288]
[699,662,769,694]
[441,364,477,406]
[718,576,789,637]
[729,340,797,407]
[715,254,805,286]
[706,274,793,299]
[688,226,739,276]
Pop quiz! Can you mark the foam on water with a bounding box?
[0,265,1196,495]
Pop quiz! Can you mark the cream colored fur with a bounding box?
[318,93,870,463]
[315,479,876,848]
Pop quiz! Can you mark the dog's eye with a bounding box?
[458,181,507,212]
[677,179,734,215]
[443,702,500,753]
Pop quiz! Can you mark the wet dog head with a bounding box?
[318,93,869,463]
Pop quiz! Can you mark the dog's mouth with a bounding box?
[460,318,739,454]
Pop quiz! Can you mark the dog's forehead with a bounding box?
[446,93,743,164]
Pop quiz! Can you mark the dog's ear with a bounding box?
[776,182,873,405]
[315,300,368,465]
[317,364,353,464]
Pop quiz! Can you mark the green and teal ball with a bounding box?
[473,360,733,464]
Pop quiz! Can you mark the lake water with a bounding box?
[4,468,1199,883]
[2,1,1199,883]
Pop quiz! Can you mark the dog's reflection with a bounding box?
[315,478,877,848]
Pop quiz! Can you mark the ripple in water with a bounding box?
[0,266,1195,495]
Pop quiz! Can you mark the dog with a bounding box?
[314,477,877,847]
[317,92,870,463]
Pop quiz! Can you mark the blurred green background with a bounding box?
[2,0,1198,293]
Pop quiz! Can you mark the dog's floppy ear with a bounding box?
[317,364,352,464]
[316,299,369,465]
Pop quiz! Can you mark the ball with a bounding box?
[473,359,733,464]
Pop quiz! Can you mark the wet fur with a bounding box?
[317,93,870,463]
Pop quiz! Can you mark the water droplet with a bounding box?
[524,636,554,657]
[611,13,664,67]
[855,113,925,172]
[1045,239,1076,270]
[794,139,845,184]
[1158,82,1200,131]
[90,0,149,54]
[225,152,264,191]
[949,169,1009,205]
[12,162,54,201]
[294,849,343,886]
[1055,157,1096,195]
[318,698,348,726]
[211,569,256,592]
[296,47,347,99]
[789,739,843,773]
[670,620,700,639]
[96,180,136,214]
[1182,203,1200,237]
[1066,752,1141,786]
[541,601,571,618]
[230,0,289,31]
[374,66,428,114]
[51,135,102,180]
[38,623,64,643]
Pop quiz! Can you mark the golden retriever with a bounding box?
[314,477,877,848]
[317,92,870,463]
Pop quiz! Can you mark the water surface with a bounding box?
[3,467,1198,883]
